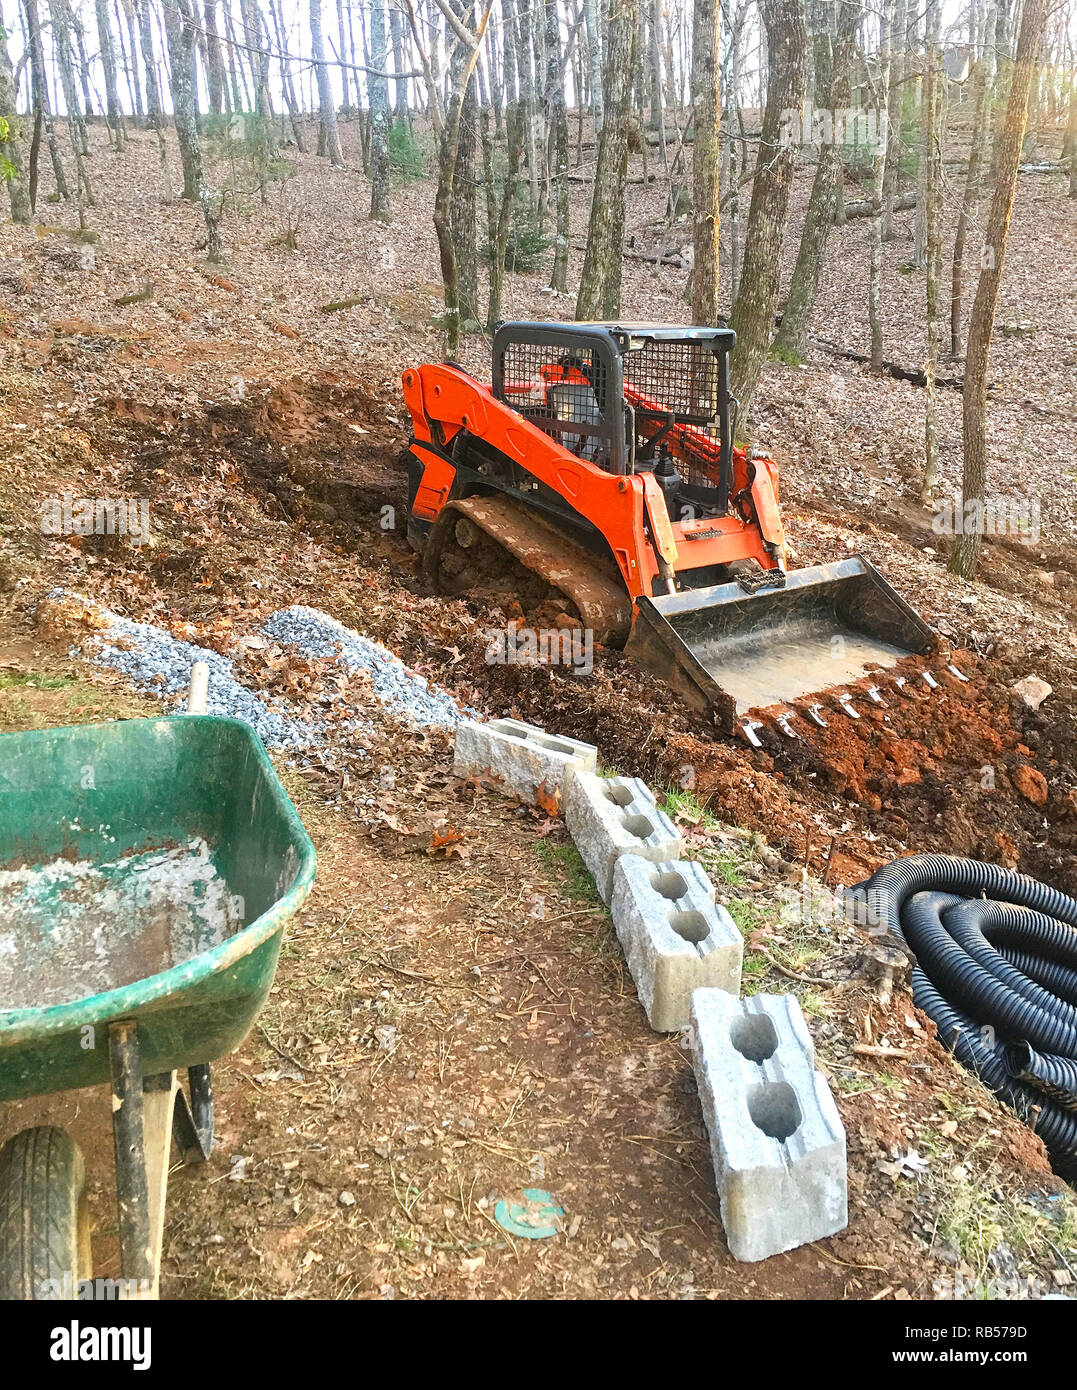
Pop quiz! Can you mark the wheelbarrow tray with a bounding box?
[0,717,316,1102]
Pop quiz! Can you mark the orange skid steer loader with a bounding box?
[402,322,937,737]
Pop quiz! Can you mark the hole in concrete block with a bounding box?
[651,869,688,900]
[621,813,654,839]
[668,909,709,943]
[532,736,575,755]
[747,1081,803,1142]
[603,784,634,806]
[730,1014,780,1063]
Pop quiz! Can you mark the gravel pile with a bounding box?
[263,605,462,730]
[75,603,350,750]
[59,593,460,748]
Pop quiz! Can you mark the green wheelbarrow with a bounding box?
[0,707,316,1299]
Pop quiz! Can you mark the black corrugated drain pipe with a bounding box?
[852,855,1077,1182]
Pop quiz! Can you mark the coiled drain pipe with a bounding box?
[852,854,1077,1181]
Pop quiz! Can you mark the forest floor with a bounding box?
[0,111,1076,1299]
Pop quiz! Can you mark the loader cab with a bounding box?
[492,321,738,516]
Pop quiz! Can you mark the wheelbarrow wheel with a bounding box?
[0,1127,92,1300]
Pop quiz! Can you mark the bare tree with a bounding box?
[432,0,494,355]
[0,16,31,223]
[24,0,70,205]
[950,0,1050,580]
[204,0,227,113]
[582,0,602,133]
[921,0,942,502]
[690,0,719,326]
[311,0,346,166]
[135,0,173,197]
[544,0,569,291]
[370,0,391,218]
[389,0,410,121]
[868,0,894,370]
[575,0,636,320]
[951,0,996,356]
[774,0,861,359]
[728,0,807,428]
[483,0,521,327]
[161,0,203,200]
[93,0,127,148]
[48,0,93,215]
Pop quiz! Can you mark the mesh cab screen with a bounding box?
[499,339,615,470]
[622,339,722,493]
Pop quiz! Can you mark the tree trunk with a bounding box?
[49,0,93,216]
[728,0,807,429]
[921,0,942,502]
[774,0,861,359]
[94,0,127,148]
[950,0,993,357]
[545,0,569,291]
[310,0,345,165]
[869,0,894,370]
[433,0,494,356]
[369,0,391,218]
[583,0,602,134]
[203,0,227,113]
[240,0,278,162]
[389,1,410,122]
[0,19,31,223]
[24,0,70,203]
[689,0,719,326]
[575,0,636,320]
[117,0,144,118]
[450,56,478,325]
[161,0,203,200]
[881,0,904,239]
[486,0,522,328]
[950,0,1049,580]
[269,0,306,149]
[134,0,173,196]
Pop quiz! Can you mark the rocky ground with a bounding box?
[0,109,1075,1299]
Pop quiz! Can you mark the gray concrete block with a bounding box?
[452,718,597,808]
[611,856,742,1031]
[689,989,847,1262]
[563,770,682,904]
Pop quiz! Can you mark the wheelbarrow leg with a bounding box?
[110,1021,181,1299]
[108,1021,155,1293]
[171,1064,214,1163]
[142,1071,179,1300]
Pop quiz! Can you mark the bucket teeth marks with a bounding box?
[610,856,742,1032]
[563,770,682,905]
[689,990,849,1263]
[453,717,597,809]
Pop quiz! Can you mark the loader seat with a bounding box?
[546,381,605,467]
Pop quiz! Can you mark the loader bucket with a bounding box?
[625,555,938,728]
